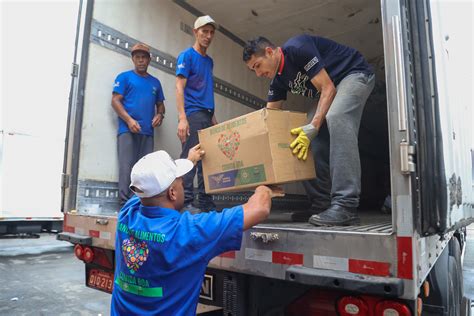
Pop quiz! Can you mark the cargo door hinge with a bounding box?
[61,173,70,189]
[71,63,79,77]
[400,141,416,174]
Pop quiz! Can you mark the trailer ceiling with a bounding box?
[187,0,384,78]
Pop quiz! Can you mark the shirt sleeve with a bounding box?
[267,80,288,102]
[290,40,326,80]
[176,51,191,78]
[113,72,128,95]
[191,205,244,262]
[155,80,165,103]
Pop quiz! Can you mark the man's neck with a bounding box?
[193,42,207,56]
[275,47,283,75]
[134,69,148,77]
[140,197,177,210]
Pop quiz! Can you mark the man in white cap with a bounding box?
[111,144,279,315]
[175,15,218,213]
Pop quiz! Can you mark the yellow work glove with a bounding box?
[290,124,318,161]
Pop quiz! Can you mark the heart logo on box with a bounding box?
[217,131,240,160]
[122,236,149,274]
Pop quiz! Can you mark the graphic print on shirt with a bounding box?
[288,71,315,98]
[122,236,149,274]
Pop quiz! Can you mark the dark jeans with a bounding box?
[118,132,154,205]
[304,73,375,210]
[180,110,215,209]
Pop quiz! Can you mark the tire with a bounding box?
[423,237,463,315]
[449,255,461,316]
[449,237,463,316]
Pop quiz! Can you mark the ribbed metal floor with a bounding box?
[260,209,393,235]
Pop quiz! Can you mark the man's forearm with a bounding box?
[112,99,133,123]
[156,102,165,114]
[175,90,186,121]
[311,89,336,130]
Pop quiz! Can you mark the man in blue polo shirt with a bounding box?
[111,145,275,315]
[175,15,218,213]
[112,43,166,205]
[243,35,375,226]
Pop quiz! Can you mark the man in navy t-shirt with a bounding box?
[112,43,166,205]
[243,35,375,226]
[111,145,276,315]
[175,15,218,213]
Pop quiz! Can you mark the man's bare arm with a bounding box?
[176,76,190,143]
[309,68,337,130]
[111,93,141,133]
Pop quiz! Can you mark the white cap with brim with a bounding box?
[130,151,194,198]
[194,15,218,30]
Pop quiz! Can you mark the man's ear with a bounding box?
[265,46,274,57]
[167,186,176,201]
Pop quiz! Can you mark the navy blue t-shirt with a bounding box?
[176,47,215,116]
[268,34,373,102]
[111,196,243,316]
[113,70,165,136]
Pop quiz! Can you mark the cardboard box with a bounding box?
[198,108,316,193]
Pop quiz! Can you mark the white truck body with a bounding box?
[0,1,78,234]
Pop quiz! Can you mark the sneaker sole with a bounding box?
[308,217,361,227]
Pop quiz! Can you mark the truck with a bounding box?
[0,1,78,236]
[58,0,474,315]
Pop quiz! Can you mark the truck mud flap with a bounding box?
[57,232,92,245]
[285,265,404,297]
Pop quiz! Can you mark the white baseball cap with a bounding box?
[194,15,218,30]
[130,151,194,198]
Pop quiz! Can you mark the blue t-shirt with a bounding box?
[268,34,373,102]
[113,70,165,136]
[176,47,215,116]
[111,196,243,316]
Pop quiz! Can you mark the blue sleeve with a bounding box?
[267,80,287,102]
[176,51,191,78]
[290,39,325,80]
[155,79,165,103]
[191,206,244,262]
[113,72,128,95]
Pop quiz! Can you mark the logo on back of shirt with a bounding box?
[152,86,157,96]
[122,236,149,274]
[288,72,318,99]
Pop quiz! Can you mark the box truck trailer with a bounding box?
[58,0,473,314]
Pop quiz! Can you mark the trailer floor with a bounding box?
[261,208,392,234]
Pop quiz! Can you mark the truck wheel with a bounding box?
[423,237,463,315]
[448,255,461,316]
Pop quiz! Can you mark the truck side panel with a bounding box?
[72,0,307,215]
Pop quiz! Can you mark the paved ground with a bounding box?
[0,225,473,315]
[464,225,474,302]
[0,235,111,315]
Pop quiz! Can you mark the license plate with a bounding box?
[87,268,114,293]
